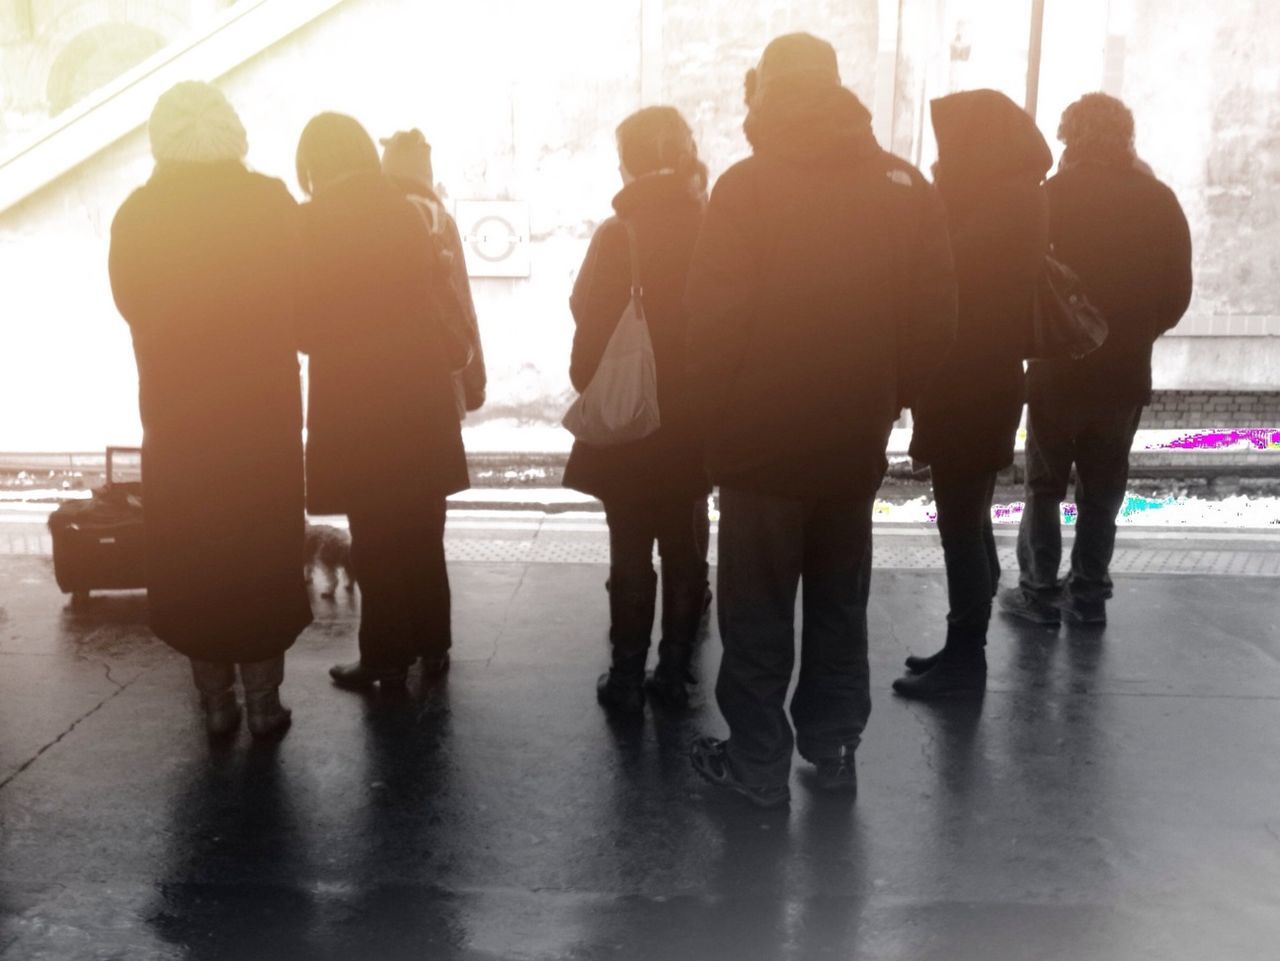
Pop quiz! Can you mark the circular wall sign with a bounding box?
[468,215,521,263]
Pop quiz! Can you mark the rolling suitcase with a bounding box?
[48,447,146,599]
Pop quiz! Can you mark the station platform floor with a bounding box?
[0,514,1277,960]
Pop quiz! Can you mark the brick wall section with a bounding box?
[1141,391,1280,428]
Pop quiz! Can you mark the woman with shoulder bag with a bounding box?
[563,106,711,714]
[295,112,469,692]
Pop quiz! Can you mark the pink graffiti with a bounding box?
[1154,429,1280,451]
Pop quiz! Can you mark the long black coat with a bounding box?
[108,162,312,662]
[298,172,468,513]
[562,173,710,504]
[909,90,1052,475]
[685,82,957,501]
[1027,162,1193,408]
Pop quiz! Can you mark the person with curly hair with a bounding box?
[999,93,1193,627]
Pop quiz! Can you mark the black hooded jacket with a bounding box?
[909,89,1052,475]
[685,81,957,500]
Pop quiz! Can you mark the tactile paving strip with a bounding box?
[6,521,1280,578]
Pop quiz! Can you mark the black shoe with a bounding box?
[689,736,790,809]
[892,656,987,700]
[812,745,858,795]
[596,671,644,714]
[329,660,409,691]
[904,647,944,675]
[997,586,1061,626]
[1056,593,1106,625]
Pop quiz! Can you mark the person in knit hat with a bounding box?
[147,80,248,165]
[108,81,309,739]
[686,32,957,807]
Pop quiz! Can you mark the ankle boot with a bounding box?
[239,656,292,739]
[597,651,647,714]
[190,659,241,736]
[892,648,987,700]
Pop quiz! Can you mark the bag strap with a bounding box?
[623,220,642,303]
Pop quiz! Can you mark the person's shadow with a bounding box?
[323,681,467,961]
[145,741,321,961]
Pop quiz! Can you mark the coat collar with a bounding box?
[612,171,705,218]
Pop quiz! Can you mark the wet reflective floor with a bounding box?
[1,547,1278,960]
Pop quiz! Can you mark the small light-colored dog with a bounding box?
[304,524,355,599]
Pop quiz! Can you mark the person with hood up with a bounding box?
[380,128,487,418]
[562,106,711,715]
[684,33,957,808]
[295,112,469,692]
[893,89,1052,699]
[999,93,1192,626]
[108,81,310,739]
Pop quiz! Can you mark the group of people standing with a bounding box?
[567,33,1190,808]
[108,30,1191,811]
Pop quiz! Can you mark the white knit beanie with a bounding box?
[148,81,248,164]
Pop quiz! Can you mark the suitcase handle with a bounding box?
[105,446,142,489]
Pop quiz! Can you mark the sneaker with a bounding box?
[812,745,858,795]
[1056,593,1106,625]
[689,736,790,809]
[997,586,1061,626]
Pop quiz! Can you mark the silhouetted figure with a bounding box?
[895,90,1052,699]
[563,106,711,714]
[295,113,469,691]
[685,33,957,807]
[380,128,488,418]
[108,81,309,739]
[999,93,1192,626]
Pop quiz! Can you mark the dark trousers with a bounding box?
[932,466,999,651]
[602,496,707,672]
[348,498,450,670]
[715,487,874,788]
[1017,400,1143,602]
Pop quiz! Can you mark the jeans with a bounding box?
[932,466,999,650]
[602,496,707,673]
[715,487,874,788]
[1017,400,1143,602]
[348,498,450,670]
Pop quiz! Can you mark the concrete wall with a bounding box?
[0,0,1277,452]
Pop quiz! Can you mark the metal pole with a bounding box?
[1025,0,1046,119]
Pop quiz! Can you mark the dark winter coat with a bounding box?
[108,162,312,662]
[562,172,710,504]
[298,172,469,514]
[1027,161,1193,407]
[909,90,1052,475]
[685,80,958,500]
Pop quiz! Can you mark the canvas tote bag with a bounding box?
[562,223,661,446]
